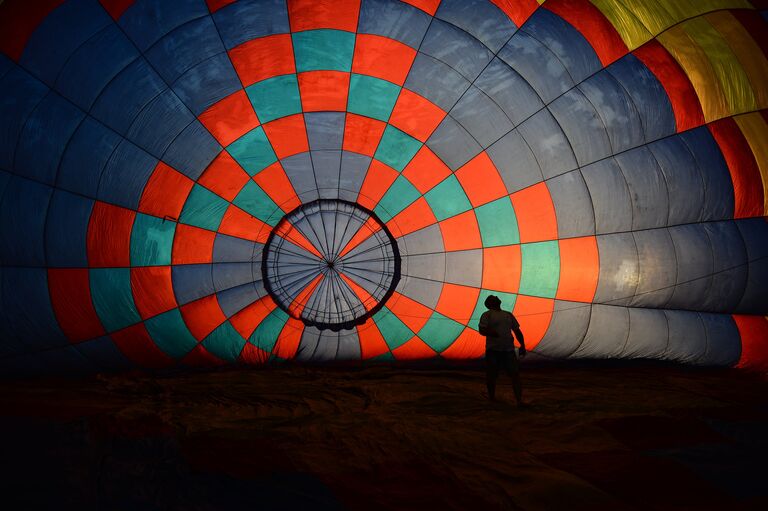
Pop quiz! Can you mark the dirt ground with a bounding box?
[1,361,766,510]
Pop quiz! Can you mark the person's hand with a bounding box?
[518,346,527,358]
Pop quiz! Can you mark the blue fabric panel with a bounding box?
[19,0,111,86]
[594,233,638,306]
[572,304,629,358]
[499,31,573,104]
[14,92,85,185]
[404,53,471,111]
[172,53,241,115]
[435,0,516,52]
[580,158,632,234]
[622,307,668,359]
[547,170,596,238]
[419,19,494,82]
[126,88,194,157]
[45,190,93,267]
[679,127,734,221]
[704,221,748,312]
[37,345,93,375]
[648,136,704,225]
[305,113,345,151]
[736,218,768,314]
[699,314,741,366]
[0,176,52,266]
[579,71,645,154]
[55,25,139,111]
[614,146,668,230]
[518,109,577,179]
[0,53,12,79]
[0,268,68,354]
[91,58,167,136]
[607,54,675,142]
[162,120,221,180]
[358,0,431,49]
[426,115,482,170]
[338,152,370,202]
[449,85,513,148]
[312,150,343,200]
[97,140,157,209]
[145,16,224,83]
[522,8,601,84]
[75,336,132,372]
[630,228,676,308]
[549,89,611,167]
[213,0,290,49]
[536,300,590,358]
[58,117,122,198]
[281,153,319,202]
[474,59,542,127]
[0,67,49,172]
[664,310,707,364]
[486,130,541,194]
[212,262,255,292]
[217,282,264,318]
[667,224,714,311]
[119,0,209,51]
[213,233,258,263]
[172,264,214,305]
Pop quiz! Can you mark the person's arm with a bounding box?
[512,326,526,357]
[478,312,496,337]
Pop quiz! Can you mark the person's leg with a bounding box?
[486,351,501,400]
[504,352,523,404]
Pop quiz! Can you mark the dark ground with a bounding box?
[1,361,767,510]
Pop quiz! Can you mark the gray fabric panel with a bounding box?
[664,310,706,364]
[435,0,516,52]
[578,72,644,154]
[580,158,632,234]
[736,218,768,314]
[703,221,748,312]
[401,253,446,281]
[309,330,341,362]
[281,152,319,202]
[549,88,611,167]
[449,85,513,148]
[475,58,543,127]
[395,275,442,309]
[621,307,668,359]
[311,150,342,199]
[426,115,482,170]
[339,152,370,202]
[667,224,714,311]
[614,146,669,230]
[213,262,256,292]
[213,234,259,263]
[419,19,494,81]
[631,229,676,308]
[336,329,362,359]
[594,233,638,307]
[499,31,573,104]
[486,129,542,194]
[358,0,431,49]
[305,112,344,151]
[698,313,741,366]
[398,224,444,256]
[547,170,596,238]
[679,127,734,221]
[296,327,321,361]
[648,136,704,225]
[444,249,482,287]
[535,300,590,358]
[572,304,629,358]
[217,282,265,318]
[404,52,471,111]
[518,109,577,179]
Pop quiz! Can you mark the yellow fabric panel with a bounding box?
[735,113,768,216]
[684,16,758,118]
[589,0,653,49]
[706,11,768,110]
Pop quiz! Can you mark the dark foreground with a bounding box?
[1,362,766,510]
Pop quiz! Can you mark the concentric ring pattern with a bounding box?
[0,0,767,375]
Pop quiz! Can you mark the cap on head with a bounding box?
[484,295,501,309]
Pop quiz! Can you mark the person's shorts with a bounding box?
[485,350,519,373]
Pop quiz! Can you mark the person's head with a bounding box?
[484,295,502,310]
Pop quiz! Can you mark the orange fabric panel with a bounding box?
[218,205,272,243]
[454,152,508,207]
[261,113,309,159]
[253,162,301,212]
[172,224,215,264]
[357,160,399,210]
[288,274,324,317]
[180,294,227,341]
[198,89,260,146]
[182,343,226,367]
[352,34,417,86]
[298,70,350,111]
[138,162,194,220]
[556,236,599,303]
[482,245,521,293]
[340,273,376,310]
[198,151,251,202]
[230,296,277,339]
[438,210,482,251]
[338,217,382,258]
[435,283,480,324]
[274,222,325,259]
[441,327,485,359]
[512,296,554,351]
[87,201,135,267]
[229,34,295,86]
[388,292,431,332]
[389,89,446,142]
[400,0,440,15]
[733,314,768,370]
[401,146,452,194]
[273,318,305,359]
[357,320,390,359]
[239,342,270,365]
[393,336,437,359]
[510,183,558,243]
[288,0,360,32]
[343,113,386,156]
[386,197,438,237]
[490,0,539,26]
[130,266,177,319]
[111,323,176,369]
[48,268,105,342]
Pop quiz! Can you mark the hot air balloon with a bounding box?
[0,0,766,376]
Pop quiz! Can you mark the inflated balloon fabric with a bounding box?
[0,0,767,375]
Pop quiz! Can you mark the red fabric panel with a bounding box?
[182,343,226,366]
[392,336,437,360]
[356,160,399,210]
[229,34,295,86]
[199,90,260,146]
[343,114,386,156]
[544,0,628,66]
[87,201,135,267]
[138,162,194,220]
[482,245,521,293]
[205,0,235,13]
[438,210,482,251]
[489,0,538,26]
[512,296,553,350]
[389,89,446,142]
[358,320,390,359]
[239,342,270,365]
[172,224,215,264]
[435,283,480,324]
[556,236,599,303]
[454,152,508,207]
[261,114,309,159]
[352,34,417,86]
[708,117,763,218]
[386,197,437,237]
[98,0,134,20]
[180,295,227,341]
[633,40,705,133]
[387,292,431,332]
[441,327,484,359]
[400,0,440,15]
[130,266,177,319]
[230,296,276,339]
[218,205,272,243]
[111,323,176,369]
[510,183,558,243]
[288,0,360,32]
[0,0,64,60]
[48,269,105,342]
[198,151,251,202]
[297,70,350,111]
[273,318,304,359]
[734,315,768,370]
[402,146,451,194]
[253,162,301,212]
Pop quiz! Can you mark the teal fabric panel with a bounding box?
[232,180,281,226]
[293,29,355,72]
[227,126,278,175]
[249,308,289,352]
[373,307,413,350]
[475,197,519,246]
[145,308,198,359]
[348,74,401,121]
[519,241,560,298]
[374,175,420,222]
[203,321,247,362]
[424,175,472,221]
[179,184,229,231]
[417,311,464,352]
[374,125,421,171]
[90,268,141,332]
[130,213,176,266]
[245,75,301,123]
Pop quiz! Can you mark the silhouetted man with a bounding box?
[478,295,526,405]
